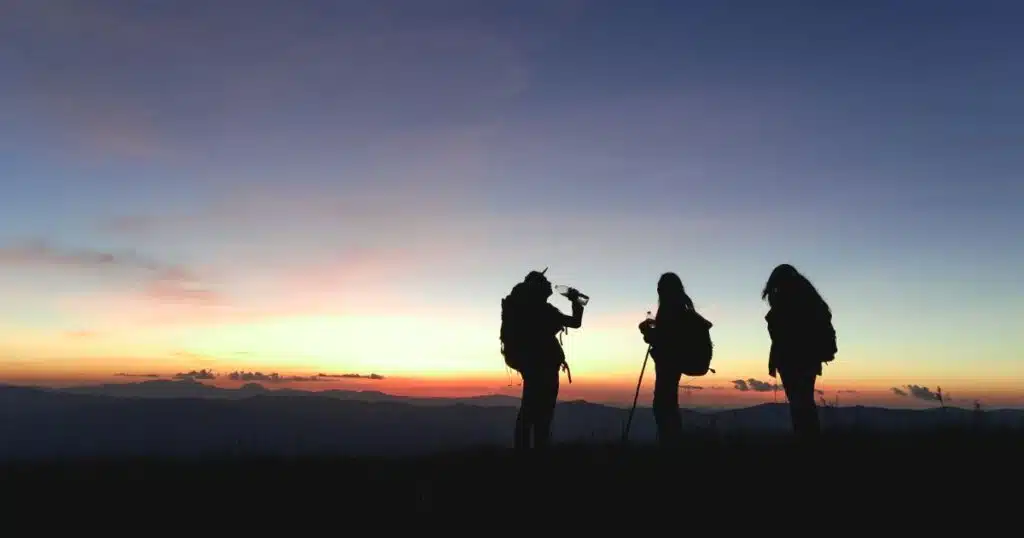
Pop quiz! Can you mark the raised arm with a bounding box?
[564,300,584,329]
[547,301,584,330]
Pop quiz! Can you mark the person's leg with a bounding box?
[652,360,683,447]
[780,366,820,438]
[532,365,561,449]
[803,373,821,436]
[513,406,528,450]
[515,368,537,450]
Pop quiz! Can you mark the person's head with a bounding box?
[657,272,694,311]
[761,263,827,311]
[523,268,553,300]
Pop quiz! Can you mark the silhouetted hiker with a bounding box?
[638,272,714,447]
[762,264,838,440]
[500,269,584,451]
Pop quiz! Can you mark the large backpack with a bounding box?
[821,316,838,364]
[680,312,714,376]
[500,284,529,372]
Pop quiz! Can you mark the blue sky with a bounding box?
[0,0,1021,404]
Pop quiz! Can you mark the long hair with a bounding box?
[761,264,830,314]
[656,272,694,322]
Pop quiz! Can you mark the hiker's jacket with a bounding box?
[643,308,713,368]
[765,299,837,376]
[510,297,582,370]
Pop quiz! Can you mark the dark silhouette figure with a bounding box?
[500,269,584,451]
[762,264,838,440]
[638,272,713,447]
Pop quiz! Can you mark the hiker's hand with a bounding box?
[565,287,580,301]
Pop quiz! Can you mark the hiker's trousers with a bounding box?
[515,364,561,449]
[652,360,683,446]
[778,364,820,438]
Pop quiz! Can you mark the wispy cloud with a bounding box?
[227,371,385,383]
[732,378,783,393]
[317,373,386,380]
[173,369,216,381]
[0,240,223,307]
[111,369,384,383]
[0,240,176,274]
[891,384,946,402]
[143,279,223,306]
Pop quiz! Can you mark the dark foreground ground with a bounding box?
[2,429,1019,520]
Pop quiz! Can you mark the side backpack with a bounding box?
[821,317,838,364]
[680,311,715,377]
[500,286,528,372]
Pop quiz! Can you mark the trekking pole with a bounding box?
[621,345,651,443]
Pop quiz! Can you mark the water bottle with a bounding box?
[640,310,655,340]
[642,310,655,331]
[553,284,590,307]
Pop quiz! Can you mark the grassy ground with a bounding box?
[2,429,1018,517]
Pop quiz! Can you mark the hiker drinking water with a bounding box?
[500,269,586,451]
[761,263,838,440]
[637,272,714,447]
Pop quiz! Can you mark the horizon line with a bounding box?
[3,379,1021,412]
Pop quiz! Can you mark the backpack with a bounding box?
[680,312,714,377]
[821,317,838,364]
[500,284,529,372]
[649,311,714,377]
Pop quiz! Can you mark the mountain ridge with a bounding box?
[1,381,1021,462]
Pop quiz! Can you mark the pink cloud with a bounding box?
[0,240,225,311]
[0,240,198,281]
[143,279,224,307]
[47,237,469,328]
[55,292,251,329]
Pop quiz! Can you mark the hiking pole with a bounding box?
[621,345,651,443]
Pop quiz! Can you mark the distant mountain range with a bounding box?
[58,378,526,407]
[1,380,1021,462]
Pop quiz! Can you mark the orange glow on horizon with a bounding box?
[4,368,1022,409]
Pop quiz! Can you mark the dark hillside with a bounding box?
[4,429,1018,518]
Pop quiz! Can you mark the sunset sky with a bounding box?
[1,0,1021,409]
